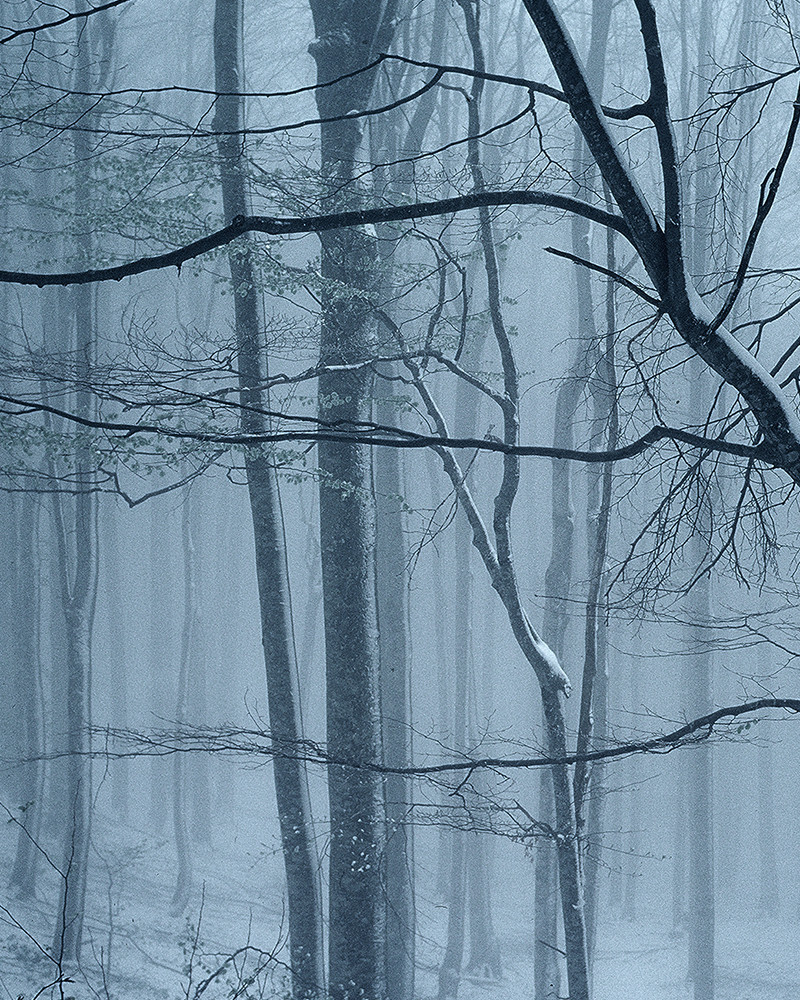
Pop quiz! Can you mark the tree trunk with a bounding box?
[686,394,714,1000]
[8,494,43,898]
[105,506,129,823]
[172,484,195,915]
[466,829,502,981]
[438,440,474,1000]
[376,386,415,1000]
[308,6,398,999]
[214,4,324,996]
[757,735,779,913]
[148,500,169,835]
[52,24,99,948]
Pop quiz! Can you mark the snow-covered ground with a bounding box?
[2,803,798,1000]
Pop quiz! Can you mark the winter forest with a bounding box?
[3,0,800,998]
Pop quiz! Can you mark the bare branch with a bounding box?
[0,192,631,287]
[0,0,134,44]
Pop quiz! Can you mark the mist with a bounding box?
[1,2,800,1000]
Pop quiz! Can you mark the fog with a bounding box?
[1,2,800,999]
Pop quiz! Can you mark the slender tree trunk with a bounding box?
[686,565,714,1000]
[214,5,324,996]
[466,595,501,982]
[757,735,779,913]
[671,773,687,934]
[578,226,618,964]
[376,388,415,1000]
[429,453,452,901]
[685,381,714,1000]
[148,501,169,834]
[438,504,470,1000]
[172,485,195,915]
[8,494,43,898]
[105,506,129,823]
[623,666,641,924]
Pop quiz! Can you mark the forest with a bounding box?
[2,1,800,999]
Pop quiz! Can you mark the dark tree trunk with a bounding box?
[214,4,325,996]
[307,5,398,999]
[52,21,100,950]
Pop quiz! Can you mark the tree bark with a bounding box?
[308,6,398,998]
[51,17,100,954]
[214,4,324,996]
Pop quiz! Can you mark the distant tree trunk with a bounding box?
[685,380,715,1000]
[8,494,43,898]
[429,452,452,901]
[105,506,129,823]
[307,5,398,998]
[376,390,415,1000]
[466,597,501,983]
[51,16,101,957]
[148,500,169,835]
[671,774,687,934]
[214,4,324,996]
[686,563,714,1000]
[50,282,97,965]
[623,665,641,924]
[172,485,196,915]
[466,827,502,981]
[188,488,211,846]
[757,735,779,913]
[190,638,212,845]
[438,503,470,1000]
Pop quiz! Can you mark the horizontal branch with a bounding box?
[60,698,800,778]
[0,191,631,286]
[0,392,774,465]
[382,53,649,120]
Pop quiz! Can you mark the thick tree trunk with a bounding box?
[53,63,98,954]
[214,4,324,996]
[308,6,397,999]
